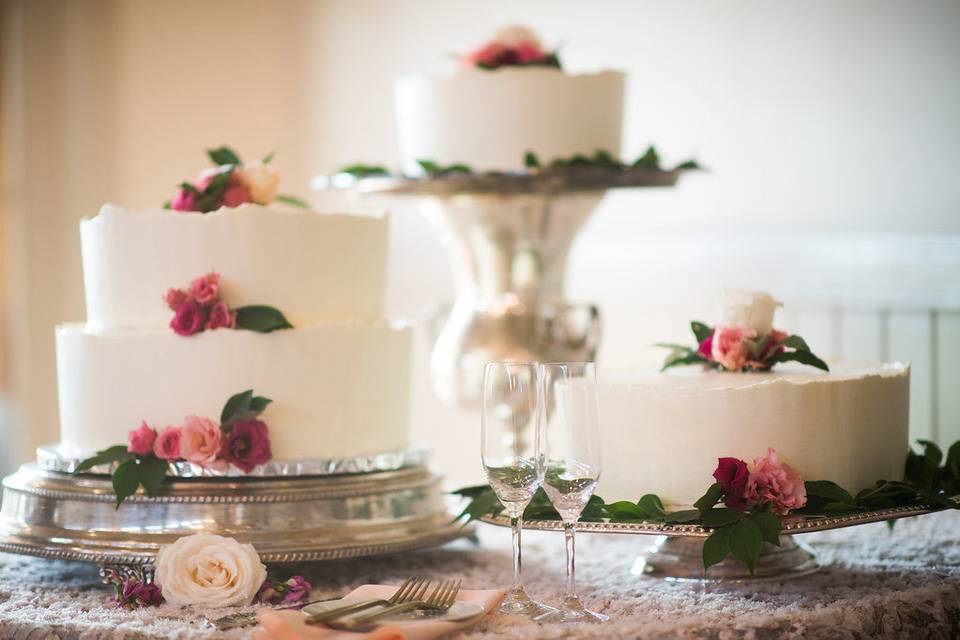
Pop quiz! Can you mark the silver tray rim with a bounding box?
[37,443,431,478]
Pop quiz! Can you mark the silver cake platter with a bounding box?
[0,462,470,569]
[479,501,949,581]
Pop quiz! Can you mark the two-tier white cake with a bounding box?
[56,203,412,462]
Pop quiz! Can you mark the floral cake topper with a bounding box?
[461,26,561,71]
[165,272,293,336]
[165,147,308,213]
[658,291,829,373]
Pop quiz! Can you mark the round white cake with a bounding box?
[394,68,624,173]
[56,204,412,462]
[598,362,910,507]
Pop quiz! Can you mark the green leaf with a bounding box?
[221,389,253,426]
[638,494,666,519]
[654,342,694,351]
[750,511,782,547]
[262,151,275,164]
[917,439,944,468]
[523,150,540,169]
[664,509,701,524]
[179,182,201,195]
[138,457,169,496]
[702,526,732,570]
[673,159,701,171]
[773,349,830,372]
[416,159,440,174]
[276,194,310,209]
[449,484,490,499]
[947,441,960,479]
[74,445,134,473]
[691,321,713,344]
[234,305,294,333]
[112,459,141,508]
[660,351,707,372]
[729,518,764,573]
[195,167,235,213]
[162,200,172,210]
[249,396,272,414]
[780,334,811,352]
[694,482,723,514]
[632,145,661,170]
[604,500,648,522]
[337,164,389,177]
[805,480,855,506]
[208,146,242,166]
[701,507,745,528]
[452,486,502,525]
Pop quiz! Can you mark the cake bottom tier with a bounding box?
[597,362,910,507]
[56,321,411,461]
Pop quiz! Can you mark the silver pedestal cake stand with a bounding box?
[0,445,469,576]
[480,501,946,582]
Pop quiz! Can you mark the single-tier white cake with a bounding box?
[394,68,624,172]
[56,204,412,462]
[598,362,910,507]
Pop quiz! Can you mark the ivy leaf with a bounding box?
[112,459,141,508]
[234,305,294,333]
[750,511,782,547]
[701,507,745,528]
[638,494,666,519]
[138,457,169,496]
[691,321,713,344]
[664,509,701,524]
[729,518,764,573]
[702,526,732,570]
[605,500,648,522]
[208,146,242,166]
[276,195,310,209]
[694,482,723,514]
[632,145,661,170]
[523,151,540,169]
[805,480,855,506]
[75,445,134,473]
[773,349,829,372]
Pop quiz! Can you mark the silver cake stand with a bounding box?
[479,501,947,582]
[0,446,470,575]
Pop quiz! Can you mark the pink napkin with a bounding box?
[252,584,505,640]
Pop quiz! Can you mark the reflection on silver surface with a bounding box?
[37,443,430,477]
[0,464,469,565]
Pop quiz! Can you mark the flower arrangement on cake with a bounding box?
[658,291,829,372]
[461,26,561,71]
[165,272,293,336]
[73,390,274,506]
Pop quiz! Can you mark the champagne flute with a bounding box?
[535,362,608,623]
[481,362,554,617]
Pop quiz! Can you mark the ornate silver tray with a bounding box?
[0,464,469,567]
[479,501,946,581]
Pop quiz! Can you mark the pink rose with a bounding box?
[164,288,189,311]
[713,457,750,511]
[221,181,253,208]
[465,42,506,67]
[189,273,220,307]
[127,422,157,457]
[220,420,272,473]
[745,448,807,515]
[170,300,206,336]
[711,326,757,371]
[153,426,182,460]
[515,41,546,63]
[170,188,198,212]
[179,416,222,466]
[205,300,236,331]
[118,579,163,609]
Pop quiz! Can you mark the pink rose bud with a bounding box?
[189,273,220,307]
[205,301,236,331]
[712,457,750,511]
[170,300,205,337]
[745,448,807,515]
[153,426,182,460]
[515,41,546,63]
[163,288,189,311]
[179,415,222,466]
[220,420,272,473]
[127,422,158,457]
[170,188,198,212]
[711,326,757,371]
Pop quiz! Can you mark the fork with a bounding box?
[336,579,462,629]
[305,576,426,626]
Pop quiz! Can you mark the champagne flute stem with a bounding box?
[564,521,577,603]
[511,514,524,593]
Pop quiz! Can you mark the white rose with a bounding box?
[494,25,541,49]
[154,534,267,607]
[237,162,280,205]
[717,290,782,335]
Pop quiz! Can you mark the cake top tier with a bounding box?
[81,204,388,333]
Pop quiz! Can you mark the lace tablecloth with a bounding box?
[0,511,958,639]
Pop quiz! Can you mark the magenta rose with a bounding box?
[711,326,757,371]
[220,420,272,473]
[205,301,236,331]
[698,333,714,360]
[745,448,807,515]
[515,41,546,63]
[127,422,158,457]
[170,300,206,337]
[713,457,750,510]
[163,288,189,311]
[153,426,182,460]
[170,188,198,213]
[281,575,311,603]
[118,579,163,609]
[189,273,220,307]
[179,415,222,467]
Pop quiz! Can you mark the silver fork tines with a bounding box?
[342,578,462,628]
[305,576,424,626]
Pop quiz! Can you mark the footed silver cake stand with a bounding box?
[480,501,947,582]
[0,446,470,574]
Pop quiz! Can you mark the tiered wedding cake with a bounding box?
[393,26,624,172]
[56,194,411,463]
[598,292,910,506]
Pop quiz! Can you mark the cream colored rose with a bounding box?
[494,25,541,49]
[154,534,266,607]
[236,162,280,205]
[718,290,782,335]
